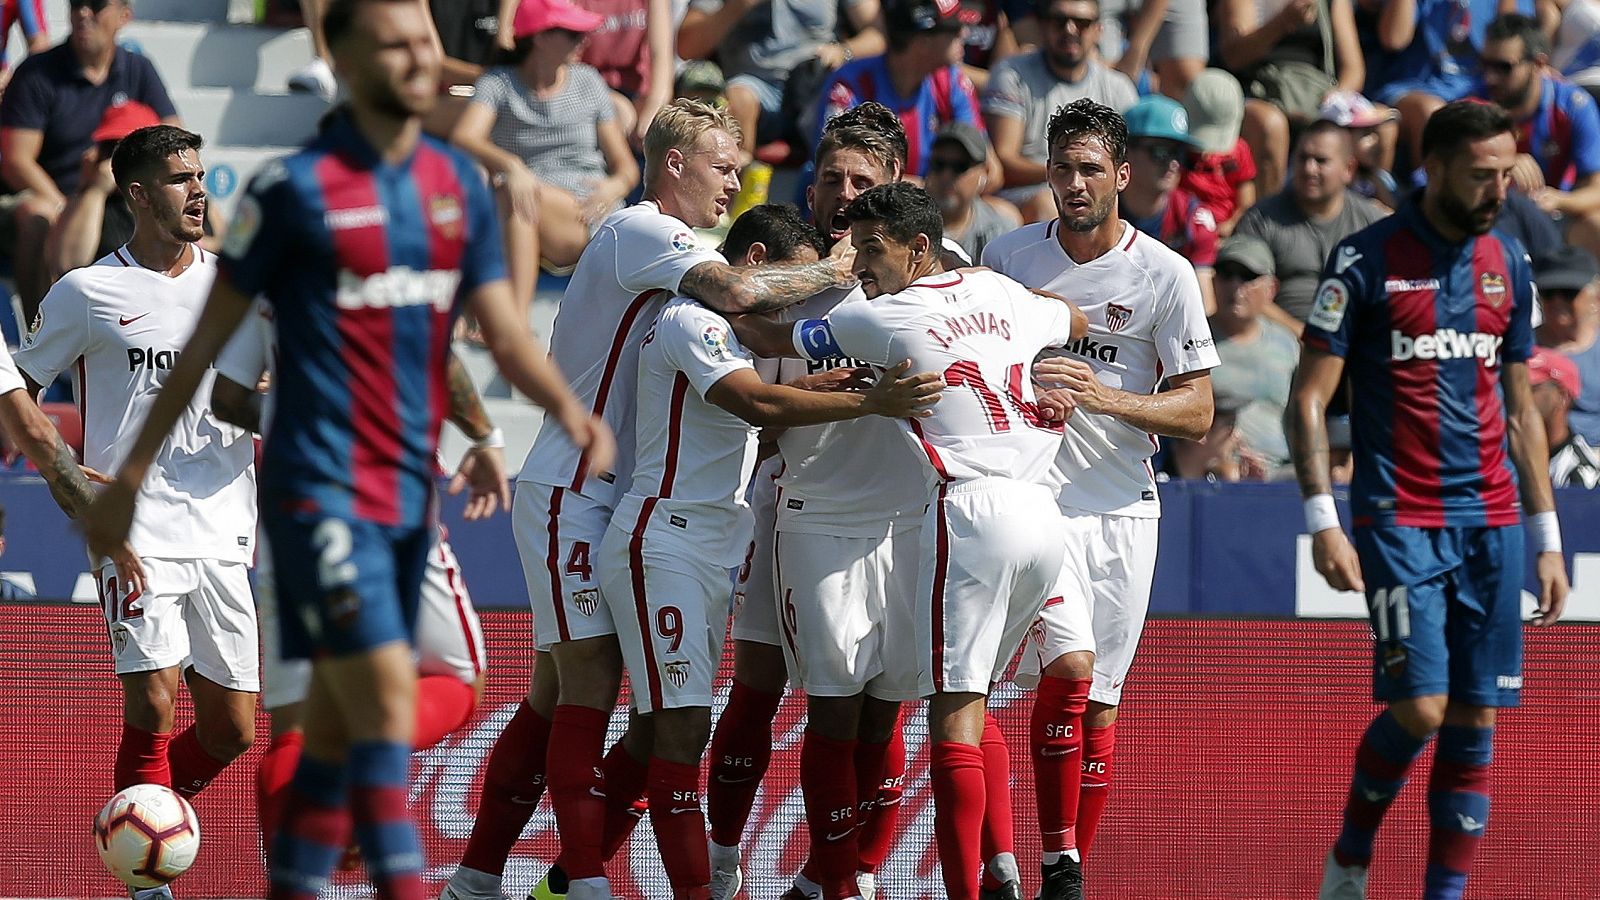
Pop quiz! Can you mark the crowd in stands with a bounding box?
[3,0,1600,489]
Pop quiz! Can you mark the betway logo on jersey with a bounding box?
[1391,329,1503,367]
[335,267,462,312]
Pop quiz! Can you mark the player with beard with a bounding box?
[1296,99,1569,900]
[982,97,1218,900]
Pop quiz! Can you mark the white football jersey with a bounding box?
[15,246,257,563]
[517,202,724,506]
[766,285,931,537]
[797,269,1078,485]
[0,341,23,395]
[612,297,759,566]
[982,221,1220,517]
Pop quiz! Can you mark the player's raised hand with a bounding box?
[828,230,858,286]
[1531,552,1570,626]
[1033,356,1112,413]
[1036,387,1078,422]
[109,542,147,595]
[792,366,875,393]
[863,360,944,418]
[450,444,510,521]
[1311,527,1364,593]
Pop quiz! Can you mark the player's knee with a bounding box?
[121,672,180,730]
[732,641,788,694]
[553,638,623,708]
[652,706,713,765]
[1042,649,1094,681]
[1442,703,1496,730]
[1389,695,1448,738]
[806,694,864,741]
[621,710,656,760]
[858,698,901,744]
[200,716,255,763]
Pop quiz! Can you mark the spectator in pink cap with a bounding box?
[1529,347,1600,488]
[452,0,641,317]
[1318,89,1400,208]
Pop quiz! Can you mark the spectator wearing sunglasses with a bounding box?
[983,0,1137,223]
[1207,235,1297,475]
[1120,94,1220,313]
[925,122,1021,263]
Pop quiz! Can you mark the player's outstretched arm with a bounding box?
[1502,359,1571,625]
[83,277,254,562]
[467,279,615,477]
[680,253,855,315]
[1033,358,1214,441]
[443,349,509,521]
[1288,345,1363,593]
[728,312,805,359]
[706,362,942,427]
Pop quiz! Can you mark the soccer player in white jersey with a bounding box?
[445,99,859,900]
[14,126,259,854]
[209,298,494,864]
[981,98,1219,900]
[734,182,1088,900]
[598,201,942,900]
[703,104,927,900]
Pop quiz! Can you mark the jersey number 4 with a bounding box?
[944,361,1062,434]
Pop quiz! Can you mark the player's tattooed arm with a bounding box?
[680,257,853,315]
[446,351,493,442]
[1287,347,1346,499]
[5,376,96,517]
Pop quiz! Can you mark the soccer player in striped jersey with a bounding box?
[1293,99,1570,900]
[84,2,609,897]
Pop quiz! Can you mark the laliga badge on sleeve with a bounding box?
[1308,278,1349,332]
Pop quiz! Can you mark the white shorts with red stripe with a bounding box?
[97,557,259,692]
[730,454,781,646]
[259,531,485,711]
[775,527,922,701]
[1013,510,1157,706]
[598,519,735,715]
[513,481,616,651]
[917,477,1065,697]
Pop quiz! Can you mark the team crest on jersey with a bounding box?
[573,588,599,617]
[1104,303,1133,332]
[664,659,691,688]
[1480,271,1507,307]
[1308,278,1349,332]
[110,624,129,655]
[428,194,463,239]
[702,324,733,361]
[670,230,697,253]
[224,194,262,258]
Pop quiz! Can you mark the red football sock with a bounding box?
[460,701,552,876]
[979,715,1014,890]
[257,730,305,858]
[169,725,232,798]
[931,741,987,900]
[799,732,860,900]
[648,757,711,900]
[115,723,172,791]
[413,675,477,751]
[1076,723,1117,857]
[600,740,651,860]
[707,680,783,847]
[856,724,905,874]
[547,705,610,879]
[1032,677,1091,853]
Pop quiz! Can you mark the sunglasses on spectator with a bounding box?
[1215,263,1263,282]
[927,156,980,175]
[70,0,116,10]
[1042,13,1098,30]
[1131,141,1186,166]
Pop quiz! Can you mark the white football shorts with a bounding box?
[917,478,1066,697]
[97,557,259,692]
[731,455,782,647]
[775,526,921,701]
[259,533,487,711]
[514,481,616,651]
[1013,510,1158,705]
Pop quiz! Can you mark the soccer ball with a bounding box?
[93,784,201,888]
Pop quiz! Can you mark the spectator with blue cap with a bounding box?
[1120,93,1221,313]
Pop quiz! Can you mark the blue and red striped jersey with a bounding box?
[1509,74,1600,190]
[219,112,505,527]
[1302,199,1536,528]
[0,0,46,67]
[815,54,984,177]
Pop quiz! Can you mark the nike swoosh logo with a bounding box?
[669,806,701,815]
[588,787,607,798]
[1041,748,1073,757]
[824,827,857,842]
[510,795,541,805]
[119,313,150,326]
[716,774,757,785]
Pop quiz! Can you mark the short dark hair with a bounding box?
[842,182,943,249]
[1046,98,1127,164]
[111,125,204,193]
[323,0,412,49]
[723,203,826,263]
[817,102,909,176]
[1296,118,1354,159]
[1485,13,1548,59]
[1421,100,1516,162]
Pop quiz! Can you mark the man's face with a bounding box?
[1213,261,1273,328]
[332,0,442,119]
[1041,0,1100,71]
[905,28,967,71]
[1292,130,1355,205]
[1125,137,1185,194]
[1430,132,1516,236]
[1048,134,1128,232]
[69,0,129,59]
[1481,37,1538,109]
[851,220,925,298]
[131,149,207,244]
[670,128,742,229]
[1537,290,1584,345]
[809,147,894,245]
[924,144,983,215]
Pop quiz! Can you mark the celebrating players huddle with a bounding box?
[9,2,1559,900]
